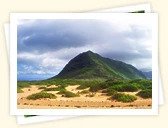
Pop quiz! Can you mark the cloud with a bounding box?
[17,20,113,54]
[17,19,152,80]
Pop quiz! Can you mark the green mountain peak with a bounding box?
[52,51,146,80]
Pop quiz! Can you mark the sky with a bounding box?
[17,17,152,80]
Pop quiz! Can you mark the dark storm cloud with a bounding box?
[17,19,152,80]
[17,20,113,53]
[18,19,151,59]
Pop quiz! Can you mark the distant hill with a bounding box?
[51,51,146,80]
[142,71,152,79]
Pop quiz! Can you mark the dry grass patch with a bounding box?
[27,92,56,100]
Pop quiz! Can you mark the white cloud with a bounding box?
[17,16,154,80]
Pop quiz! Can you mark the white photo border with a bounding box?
[10,13,158,115]
[91,3,151,12]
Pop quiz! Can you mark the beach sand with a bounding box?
[17,85,152,109]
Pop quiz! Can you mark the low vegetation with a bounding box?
[17,78,103,91]
[89,78,123,92]
[38,87,47,90]
[57,90,79,98]
[41,85,66,92]
[129,79,152,89]
[136,89,152,98]
[27,92,56,100]
[64,91,79,97]
[76,85,89,90]
[17,87,24,93]
[42,87,59,91]
[105,88,117,96]
[109,84,138,92]
[17,81,32,88]
[79,90,90,94]
[112,93,137,103]
[18,78,152,101]
[89,78,151,93]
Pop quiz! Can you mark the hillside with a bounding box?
[52,51,146,80]
[142,71,152,79]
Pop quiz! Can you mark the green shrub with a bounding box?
[102,89,107,93]
[110,84,138,92]
[27,92,56,100]
[146,86,152,89]
[57,90,66,94]
[129,79,152,89]
[64,91,79,97]
[43,87,59,91]
[89,84,102,92]
[105,78,124,85]
[89,79,123,92]
[57,90,79,97]
[88,78,141,92]
[17,87,24,93]
[136,89,152,98]
[80,90,90,94]
[38,87,47,90]
[17,79,104,91]
[17,81,31,88]
[106,88,117,96]
[112,93,137,103]
[43,85,66,92]
[76,85,89,90]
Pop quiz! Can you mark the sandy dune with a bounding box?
[17,85,152,109]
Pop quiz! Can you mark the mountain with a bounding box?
[52,51,146,80]
[142,71,152,79]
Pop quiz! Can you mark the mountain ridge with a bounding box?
[142,71,152,79]
[51,50,146,80]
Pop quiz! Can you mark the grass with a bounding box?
[79,90,90,94]
[89,84,103,92]
[112,93,137,103]
[17,81,32,89]
[17,78,104,90]
[129,79,152,89]
[41,85,66,92]
[105,88,117,96]
[136,89,152,99]
[18,76,151,87]
[89,78,123,92]
[27,92,56,100]
[57,90,79,97]
[38,87,47,90]
[89,78,151,92]
[57,90,65,94]
[64,91,79,97]
[76,85,89,89]
[109,84,138,92]
[18,78,151,90]
[42,87,59,91]
[17,87,24,93]
[18,78,152,100]
[42,79,103,87]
